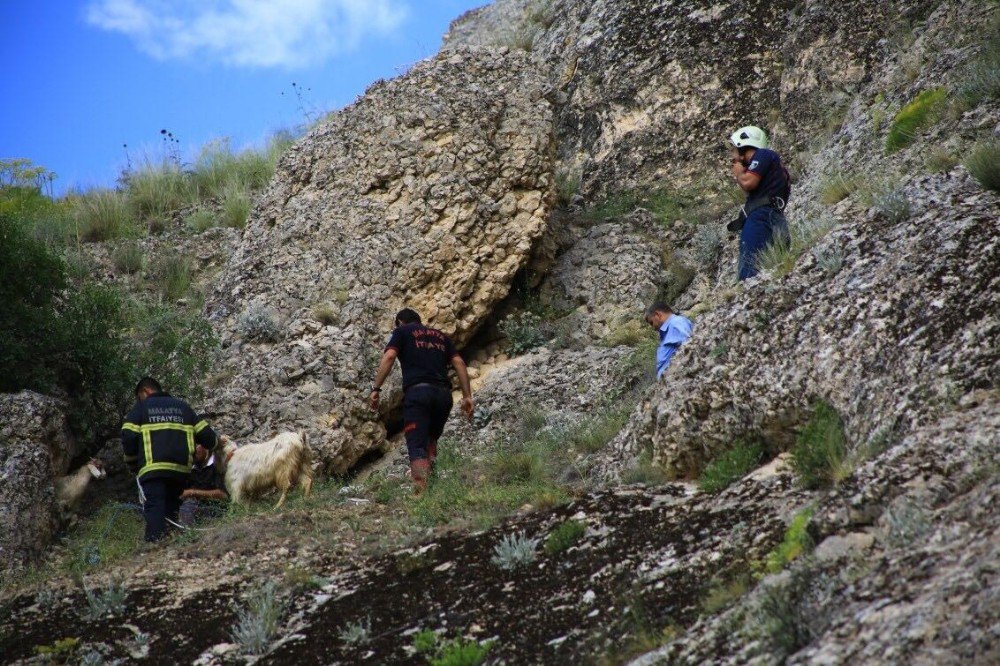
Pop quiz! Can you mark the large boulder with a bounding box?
[0,392,76,571]
[206,47,555,473]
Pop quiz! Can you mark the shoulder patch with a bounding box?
[748,160,760,171]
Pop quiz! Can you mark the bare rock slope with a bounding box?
[206,47,555,473]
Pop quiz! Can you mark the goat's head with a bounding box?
[86,458,107,480]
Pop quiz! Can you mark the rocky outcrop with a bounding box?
[0,392,76,570]
[205,47,556,473]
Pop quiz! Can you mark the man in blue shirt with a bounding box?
[644,302,693,379]
[729,125,792,280]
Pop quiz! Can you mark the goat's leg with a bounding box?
[274,487,288,510]
[299,468,313,498]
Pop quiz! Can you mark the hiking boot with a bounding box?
[410,459,431,495]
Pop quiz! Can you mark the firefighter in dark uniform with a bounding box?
[121,377,218,542]
[368,308,474,494]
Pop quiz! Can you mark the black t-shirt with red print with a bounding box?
[385,323,459,390]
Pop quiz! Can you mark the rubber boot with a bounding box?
[410,459,431,495]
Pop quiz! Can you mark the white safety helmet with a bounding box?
[730,125,769,149]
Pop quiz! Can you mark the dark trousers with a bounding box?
[141,478,184,542]
[403,385,453,461]
[739,207,790,280]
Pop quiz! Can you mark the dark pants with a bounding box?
[403,385,453,461]
[739,207,790,280]
[141,478,184,542]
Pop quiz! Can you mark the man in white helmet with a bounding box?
[728,125,791,280]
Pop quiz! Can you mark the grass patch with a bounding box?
[698,440,763,493]
[959,16,1000,107]
[544,519,586,555]
[701,572,751,614]
[220,180,253,228]
[58,504,144,578]
[312,302,339,326]
[761,507,814,575]
[965,140,1000,192]
[748,564,834,659]
[73,188,136,241]
[152,254,192,301]
[111,242,143,274]
[125,161,196,221]
[924,146,959,173]
[600,320,648,348]
[885,87,948,153]
[756,216,834,278]
[185,207,217,232]
[817,170,859,204]
[791,401,847,489]
[555,169,580,207]
[621,449,668,485]
[413,630,493,666]
[586,187,699,227]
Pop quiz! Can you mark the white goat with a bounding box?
[55,459,106,512]
[217,432,314,509]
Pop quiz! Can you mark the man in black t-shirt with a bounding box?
[369,308,474,493]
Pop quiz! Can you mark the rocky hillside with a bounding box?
[2,0,997,663]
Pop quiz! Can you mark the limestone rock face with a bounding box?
[206,47,555,473]
[0,392,75,570]
[599,170,999,480]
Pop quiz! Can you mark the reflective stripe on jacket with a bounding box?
[121,393,217,481]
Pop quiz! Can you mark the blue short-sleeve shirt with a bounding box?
[656,314,693,379]
[745,148,790,203]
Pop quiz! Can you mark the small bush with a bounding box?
[813,245,844,277]
[220,180,253,228]
[965,140,1000,193]
[237,303,280,342]
[701,573,751,614]
[338,617,371,645]
[762,508,814,575]
[231,580,285,655]
[312,302,339,326]
[885,87,948,153]
[111,242,143,274]
[491,531,539,570]
[818,170,858,204]
[748,565,834,658]
[544,519,586,555]
[692,223,723,264]
[152,254,192,301]
[431,637,493,666]
[622,450,668,485]
[699,440,763,493]
[600,320,648,348]
[186,208,217,232]
[413,629,439,654]
[791,401,847,489]
[499,311,546,355]
[555,170,580,207]
[74,189,136,241]
[82,577,128,620]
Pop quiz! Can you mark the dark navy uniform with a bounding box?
[121,392,217,541]
[385,323,458,461]
[739,148,792,280]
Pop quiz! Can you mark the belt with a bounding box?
[405,382,450,392]
[729,195,786,233]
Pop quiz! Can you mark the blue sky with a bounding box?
[0,1,484,194]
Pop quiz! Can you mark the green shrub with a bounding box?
[220,180,253,228]
[237,303,281,342]
[192,138,273,199]
[791,401,847,489]
[555,170,580,207]
[499,311,546,354]
[491,531,539,570]
[701,573,751,614]
[748,565,832,658]
[112,242,143,274]
[431,637,493,666]
[885,87,948,153]
[600,320,648,348]
[128,303,217,404]
[621,450,668,485]
[699,440,763,493]
[486,451,537,484]
[544,519,586,555]
[186,208,217,232]
[82,576,128,620]
[762,508,814,574]
[964,140,1000,193]
[413,629,439,654]
[74,188,136,241]
[152,254,192,301]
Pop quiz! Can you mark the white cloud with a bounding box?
[84,0,409,68]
